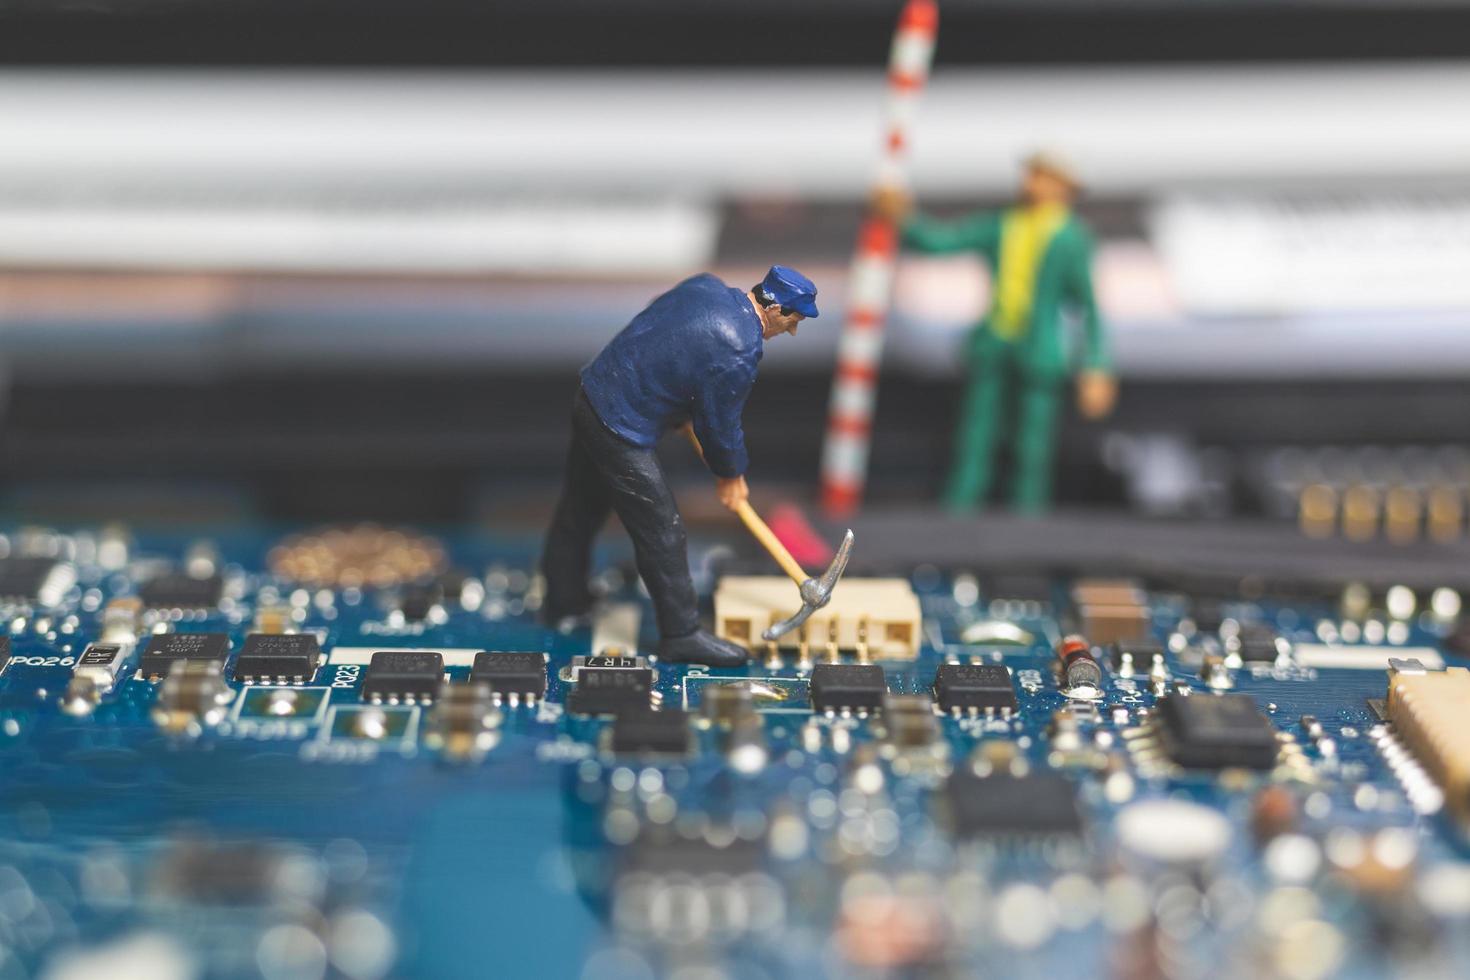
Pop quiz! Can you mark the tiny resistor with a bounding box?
[99,597,141,646]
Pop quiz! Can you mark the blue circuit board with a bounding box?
[0,525,1468,980]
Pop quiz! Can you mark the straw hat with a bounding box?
[1022,149,1082,189]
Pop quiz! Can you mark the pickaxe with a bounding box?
[684,426,855,640]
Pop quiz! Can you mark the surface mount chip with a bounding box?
[362,650,444,705]
[232,633,320,684]
[945,770,1083,838]
[622,831,764,876]
[74,643,127,683]
[1188,601,1225,636]
[140,573,224,610]
[139,633,230,680]
[1109,639,1165,671]
[0,558,60,602]
[1235,623,1284,662]
[933,663,1017,713]
[610,709,692,756]
[1071,578,1150,646]
[983,573,1054,604]
[398,585,441,622]
[567,666,653,716]
[809,663,887,713]
[1154,693,1279,770]
[882,694,940,748]
[469,651,547,701]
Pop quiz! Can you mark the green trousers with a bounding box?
[944,340,1064,513]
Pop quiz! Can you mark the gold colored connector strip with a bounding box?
[1299,484,1338,539]
[1387,666,1470,823]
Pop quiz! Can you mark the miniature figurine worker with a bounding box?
[541,266,818,667]
[896,152,1115,512]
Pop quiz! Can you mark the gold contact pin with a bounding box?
[1299,483,1338,539]
[1427,486,1463,543]
[1384,487,1422,545]
[763,637,782,671]
[1342,485,1380,542]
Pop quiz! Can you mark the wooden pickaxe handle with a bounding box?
[734,499,808,587]
[682,423,809,588]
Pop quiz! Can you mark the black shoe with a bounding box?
[657,630,749,668]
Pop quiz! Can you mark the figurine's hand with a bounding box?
[1076,370,1117,419]
[716,476,749,512]
[870,186,912,225]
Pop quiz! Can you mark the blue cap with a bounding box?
[759,265,820,318]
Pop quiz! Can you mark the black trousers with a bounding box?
[540,389,701,639]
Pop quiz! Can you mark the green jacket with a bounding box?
[903,209,1109,380]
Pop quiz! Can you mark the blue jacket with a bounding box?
[581,273,763,478]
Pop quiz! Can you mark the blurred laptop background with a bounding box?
[2,0,1468,532]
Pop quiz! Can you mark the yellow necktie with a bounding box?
[992,203,1068,341]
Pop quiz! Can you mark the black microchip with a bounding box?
[933,663,1017,712]
[437,571,469,604]
[1236,624,1281,662]
[983,573,1053,603]
[1189,601,1224,635]
[469,651,547,699]
[1109,639,1165,670]
[140,573,223,610]
[1155,693,1278,770]
[611,709,692,756]
[567,667,652,715]
[139,632,230,678]
[1265,578,1340,605]
[622,832,763,876]
[809,663,887,712]
[398,585,441,622]
[946,770,1083,838]
[232,633,320,683]
[0,558,56,601]
[362,650,444,704]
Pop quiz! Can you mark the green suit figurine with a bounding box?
[893,152,1116,512]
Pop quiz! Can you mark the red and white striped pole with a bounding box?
[819,0,939,517]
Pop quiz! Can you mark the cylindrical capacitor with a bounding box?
[1056,634,1103,693]
[1250,785,1299,843]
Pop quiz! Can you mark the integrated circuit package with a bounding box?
[1153,693,1279,770]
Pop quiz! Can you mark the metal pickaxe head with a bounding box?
[761,529,855,642]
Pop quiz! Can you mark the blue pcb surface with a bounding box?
[0,526,1467,979]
